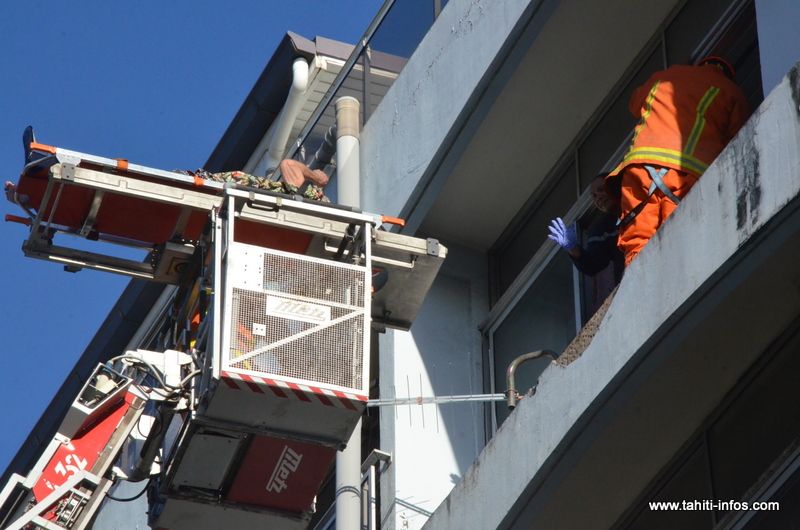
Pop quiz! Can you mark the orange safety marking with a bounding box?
[193,175,205,186]
[381,215,406,227]
[5,214,32,226]
[113,159,129,171]
[29,142,56,154]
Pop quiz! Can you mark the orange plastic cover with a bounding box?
[16,167,214,244]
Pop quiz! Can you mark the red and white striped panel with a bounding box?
[220,371,368,411]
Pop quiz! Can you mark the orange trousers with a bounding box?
[618,164,699,266]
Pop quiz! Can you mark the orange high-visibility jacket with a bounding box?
[611,64,751,178]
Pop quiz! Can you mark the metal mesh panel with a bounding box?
[225,252,366,392]
[259,252,365,308]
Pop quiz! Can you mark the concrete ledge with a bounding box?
[422,63,800,530]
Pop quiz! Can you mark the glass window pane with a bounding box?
[702,2,763,108]
[297,45,400,176]
[707,331,800,511]
[665,0,736,65]
[370,0,434,59]
[744,472,800,529]
[492,250,575,425]
[578,44,663,188]
[297,49,369,163]
[296,0,435,162]
[625,443,714,530]
[495,164,577,297]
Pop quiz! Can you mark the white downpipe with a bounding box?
[243,57,310,175]
[335,95,361,530]
[335,96,361,208]
[336,418,362,530]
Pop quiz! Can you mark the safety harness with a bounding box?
[617,165,681,226]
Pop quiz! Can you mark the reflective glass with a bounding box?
[492,250,575,425]
[295,0,435,163]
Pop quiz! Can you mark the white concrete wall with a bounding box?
[419,62,800,530]
[360,0,543,227]
[379,243,488,530]
[360,1,537,527]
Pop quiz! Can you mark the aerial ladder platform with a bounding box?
[2,133,446,529]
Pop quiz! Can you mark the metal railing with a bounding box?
[288,0,447,164]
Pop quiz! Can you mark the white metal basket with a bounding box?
[221,242,369,394]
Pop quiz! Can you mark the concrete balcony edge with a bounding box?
[422,61,800,530]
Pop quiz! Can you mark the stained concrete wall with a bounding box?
[379,242,488,530]
[419,63,800,530]
[361,1,534,528]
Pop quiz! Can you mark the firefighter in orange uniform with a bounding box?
[605,56,752,266]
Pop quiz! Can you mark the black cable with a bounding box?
[107,355,181,391]
[106,479,151,502]
[109,355,201,394]
[136,406,164,439]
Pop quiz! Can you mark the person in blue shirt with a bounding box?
[548,174,624,283]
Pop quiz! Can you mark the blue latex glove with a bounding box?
[547,218,578,251]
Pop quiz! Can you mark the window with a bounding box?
[485,0,763,431]
[490,250,575,425]
[491,162,578,298]
[615,316,800,529]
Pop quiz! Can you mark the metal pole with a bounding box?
[367,464,377,530]
[336,420,362,530]
[335,96,361,208]
[336,95,362,530]
[367,393,507,407]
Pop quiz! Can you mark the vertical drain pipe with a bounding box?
[335,95,362,530]
[335,96,361,208]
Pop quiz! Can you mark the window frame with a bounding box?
[482,0,757,436]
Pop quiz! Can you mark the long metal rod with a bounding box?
[0,474,26,528]
[231,310,362,365]
[4,471,98,530]
[367,393,506,407]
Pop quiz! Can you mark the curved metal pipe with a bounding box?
[505,350,557,410]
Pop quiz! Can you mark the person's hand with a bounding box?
[547,218,577,251]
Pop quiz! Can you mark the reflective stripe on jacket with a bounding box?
[611,64,751,178]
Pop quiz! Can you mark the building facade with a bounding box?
[4,0,800,529]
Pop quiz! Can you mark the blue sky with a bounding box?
[0,0,381,475]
